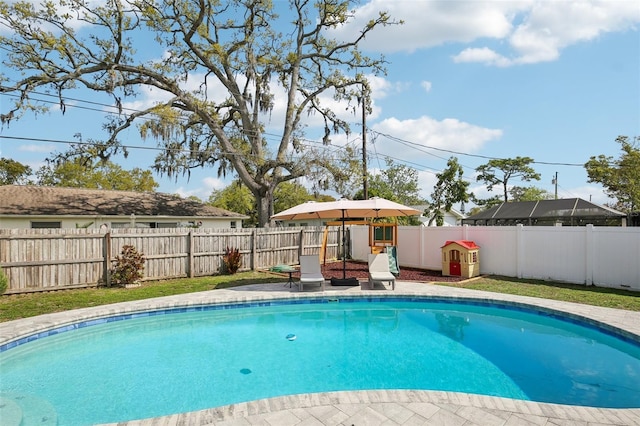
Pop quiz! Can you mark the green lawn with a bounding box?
[439,276,640,312]
[0,272,638,322]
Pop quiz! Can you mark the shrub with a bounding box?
[111,245,145,286]
[0,267,7,295]
[223,246,242,274]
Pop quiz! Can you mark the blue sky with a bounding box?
[1,0,639,209]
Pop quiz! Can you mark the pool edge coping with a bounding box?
[2,283,639,348]
[2,281,640,425]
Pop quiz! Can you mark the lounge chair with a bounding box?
[298,254,326,291]
[368,253,396,290]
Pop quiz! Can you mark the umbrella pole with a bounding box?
[330,209,359,287]
[342,211,346,279]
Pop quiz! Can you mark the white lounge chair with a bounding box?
[298,254,326,291]
[368,253,396,290]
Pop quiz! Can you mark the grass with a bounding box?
[0,272,638,323]
[0,271,283,322]
[439,275,640,311]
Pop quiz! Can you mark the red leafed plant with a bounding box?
[111,245,145,286]
[223,246,242,274]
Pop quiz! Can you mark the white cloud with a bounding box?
[202,176,227,191]
[420,81,432,93]
[335,1,639,66]
[19,144,56,153]
[559,184,610,206]
[417,169,439,199]
[333,0,518,53]
[452,47,512,67]
[0,0,108,34]
[372,115,502,159]
[172,176,227,200]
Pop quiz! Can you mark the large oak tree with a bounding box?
[0,0,396,226]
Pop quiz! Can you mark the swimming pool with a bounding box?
[1,295,640,425]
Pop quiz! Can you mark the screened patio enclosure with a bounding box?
[462,198,626,226]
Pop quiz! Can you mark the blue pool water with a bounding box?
[1,297,640,425]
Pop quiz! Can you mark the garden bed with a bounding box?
[318,260,466,283]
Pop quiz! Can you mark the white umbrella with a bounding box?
[270,197,421,221]
[271,197,420,285]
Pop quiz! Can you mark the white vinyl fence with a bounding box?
[350,224,640,291]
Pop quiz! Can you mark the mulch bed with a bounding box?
[295,260,466,283]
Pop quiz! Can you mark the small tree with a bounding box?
[36,157,158,192]
[509,186,554,202]
[585,135,640,213]
[475,157,541,202]
[111,245,145,286]
[0,158,32,185]
[424,157,470,226]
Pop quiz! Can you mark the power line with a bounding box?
[2,88,595,180]
[3,89,591,168]
[374,131,586,167]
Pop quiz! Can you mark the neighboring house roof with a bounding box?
[411,205,466,219]
[0,185,247,218]
[462,198,625,225]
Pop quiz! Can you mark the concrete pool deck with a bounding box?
[1,280,639,425]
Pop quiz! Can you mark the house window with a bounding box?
[230,221,237,228]
[156,222,177,228]
[31,221,61,229]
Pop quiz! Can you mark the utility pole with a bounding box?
[362,87,368,200]
[552,172,558,199]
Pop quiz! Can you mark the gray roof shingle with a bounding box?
[0,185,246,218]
[463,198,625,222]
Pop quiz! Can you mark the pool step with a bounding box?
[0,393,57,426]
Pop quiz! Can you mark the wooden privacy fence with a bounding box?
[0,227,342,294]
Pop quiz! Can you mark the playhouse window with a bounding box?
[472,252,478,263]
[372,225,394,244]
[450,249,460,262]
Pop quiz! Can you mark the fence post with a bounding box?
[298,229,304,257]
[462,224,469,240]
[516,224,524,279]
[104,232,112,286]
[188,230,194,278]
[585,224,594,285]
[251,229,257,270]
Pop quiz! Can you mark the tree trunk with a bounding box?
[255,190,274,227]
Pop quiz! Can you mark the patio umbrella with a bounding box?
[271,197,420,285]
[270,197,420,221]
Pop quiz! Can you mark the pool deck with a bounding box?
[2,279,640,426]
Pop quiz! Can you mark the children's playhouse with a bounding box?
[441,240,480,278]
